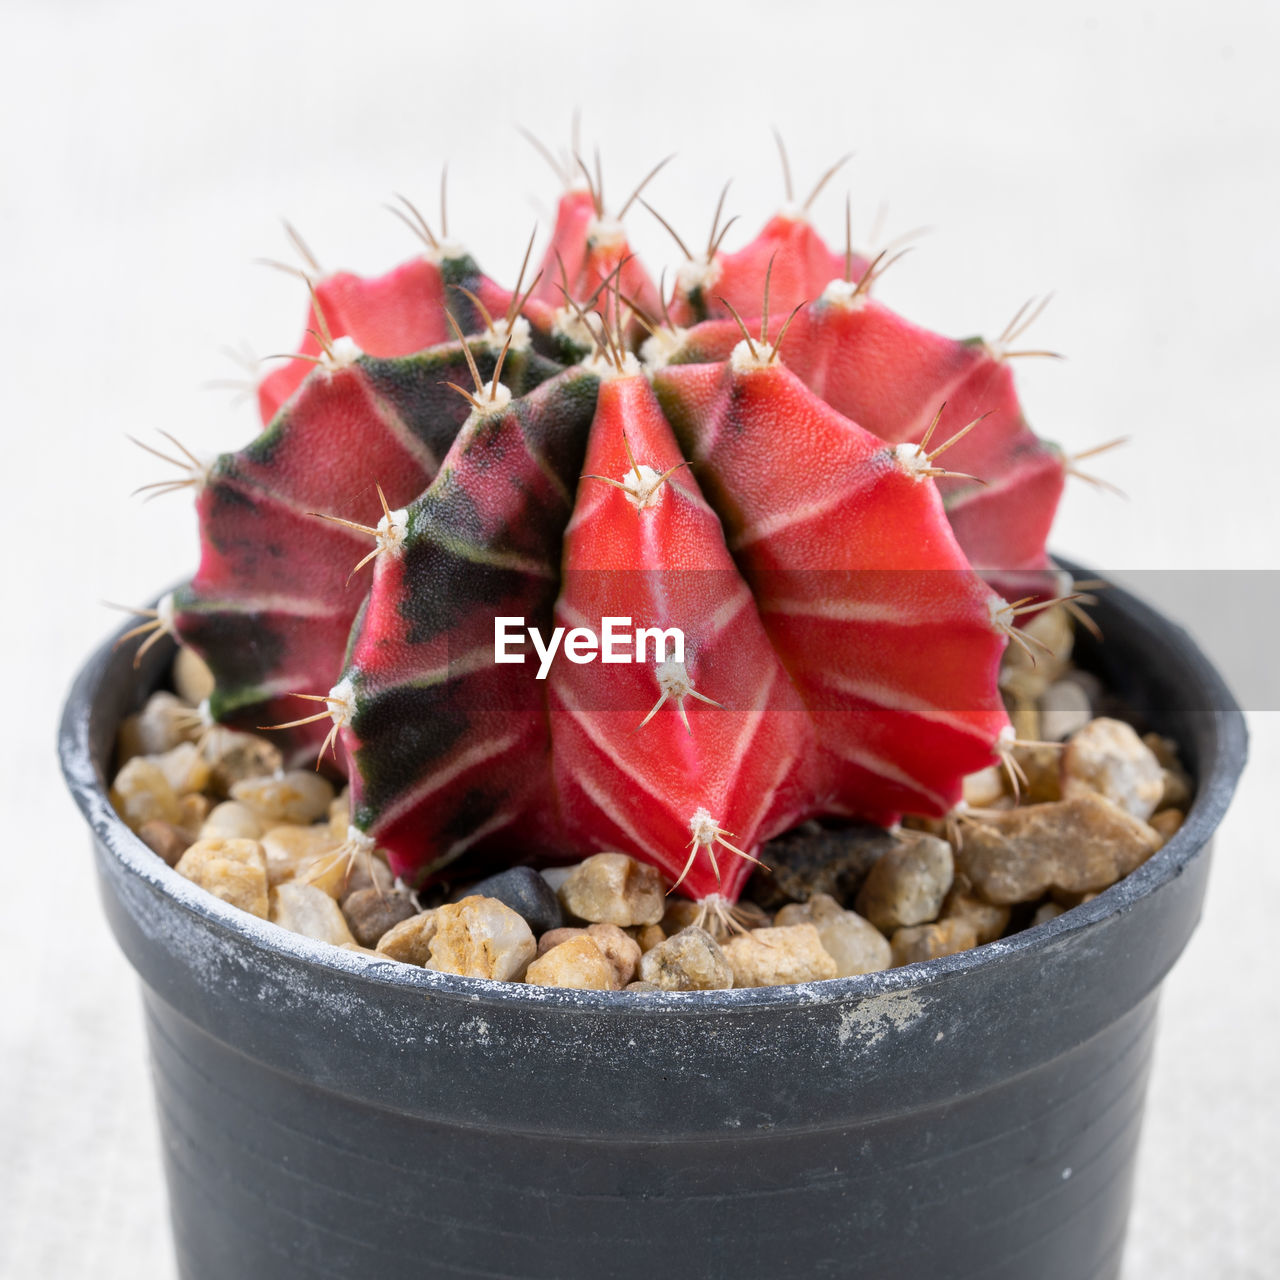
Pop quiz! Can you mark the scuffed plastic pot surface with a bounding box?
[60,569,1246,1280]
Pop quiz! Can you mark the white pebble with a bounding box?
[110,757,183,832]
[231,770,335,825]
[1062,718,1164,821]
[270,882,356,946]
[199,801,264,841]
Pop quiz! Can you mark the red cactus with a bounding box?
[339,319,1012,900]
[139,147,1088,903]
[172,325,562,763]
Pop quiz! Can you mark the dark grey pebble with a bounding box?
[451,866,563,934]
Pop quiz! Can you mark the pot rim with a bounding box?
[59,563,1248,1014]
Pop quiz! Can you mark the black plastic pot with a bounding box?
[59,571,1246,1280]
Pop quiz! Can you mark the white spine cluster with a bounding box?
[639,326,689,372]
[986,593,1015,636]
[676,256,722,299]
[484,314,531,355]
[893,441,931,481]
[374,507,409,558]
[323,335,362,371]
[326,677,356,729]
[422,239,467,265]
[552,307,599,352]
[156,592,177,634]
[586,218,627,251]
[617,462,667,510]
[656,659,696,698]
[729,338,773,372]
[345,825,376,856]
[688,806,721,848]
[583,350,642,382]
[818,277,864,311]
[464,382,513,428]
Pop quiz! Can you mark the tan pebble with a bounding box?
[661,899,701,935]
[727,900,772,932]
[560,853,665,927]
[1032,901,1066,927]
[776,893,892,977]
[525,935,618,990]
[270,882,356,946]
[537,926,585,957]
[1158,767,1193,812]
[328,789,350,838]
[1011,698,1041,743]
[938,873,1011,945]
[177,792,211,835]
[1149,809,1185,847]
[772,901,811,927]
[963,766,1005,809]
[1050,887,1098,908]
[855,831,953,933]
[1008,741,1063,804]
[110,757,183,832]
[957,792,1161,905]
[426,896,536,981]
[585,923,642,987]
[172,646,215,704]
[723,924,838,987]
[337,942,383,957]
[1141,732,1180,770]
[152,741,212,796]
[633,923,666,954]
[134,691,202,755]
[297,848,365,899]
[1062,717,1164,821]
[891,918,980,966]
[341,888,419,948]
[137,820,191,867]
[1000,604,1073,701]
[625,980,661,992]
[901,814,947,838]
[639,926,733,991]
[174,838,268,919]
[1139,734,1194,812]
[376,911,439,966]
[1040,680,1093,742]
[260,824,342,887]
[199,800,264,842]
[231,770,335,826]
[200,728,284,795]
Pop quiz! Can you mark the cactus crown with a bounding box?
[134,136,1086,904]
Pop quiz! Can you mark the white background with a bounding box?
[3,1,1277,1275]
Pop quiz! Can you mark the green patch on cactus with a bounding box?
[349,679,473,830]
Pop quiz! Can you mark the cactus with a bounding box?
[133,142,1087,904]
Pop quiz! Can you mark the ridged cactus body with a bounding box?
[173,302,561,762]
[158,163,1072,902]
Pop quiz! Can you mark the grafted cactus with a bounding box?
[134,143,1086,903]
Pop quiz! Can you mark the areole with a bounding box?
[60,568,1246,1280]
